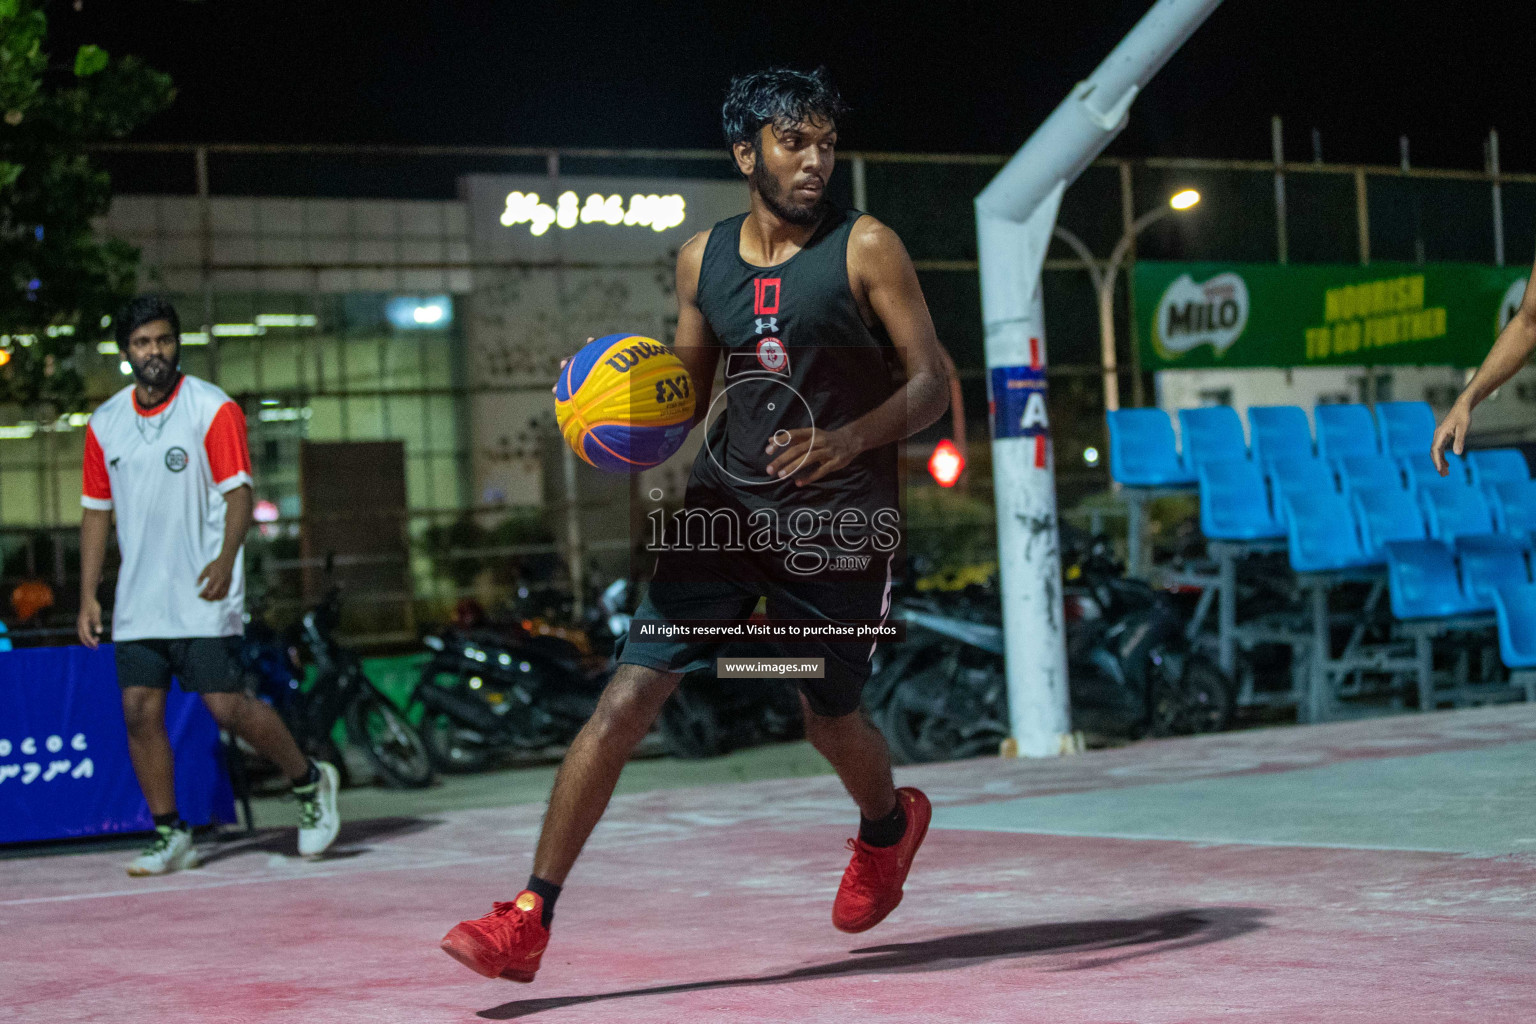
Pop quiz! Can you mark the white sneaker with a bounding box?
[126,825,199,877]
[296,761,341,857]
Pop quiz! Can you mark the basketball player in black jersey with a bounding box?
[441,67,953,984]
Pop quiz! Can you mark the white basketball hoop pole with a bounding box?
[976,0,1224,757]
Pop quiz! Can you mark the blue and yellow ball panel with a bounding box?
[554,334,695,472]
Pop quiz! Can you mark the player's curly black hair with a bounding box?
[721,66,848,152]
[114,294,180,349]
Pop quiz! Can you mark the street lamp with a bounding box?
[1053,188,1200,414]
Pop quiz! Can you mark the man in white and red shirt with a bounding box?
[78,296,340,875]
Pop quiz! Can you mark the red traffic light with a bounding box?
[928,438,964,487]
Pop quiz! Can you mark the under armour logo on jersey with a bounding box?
[755,317,779,334]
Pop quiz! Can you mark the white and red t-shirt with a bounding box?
[82,374,253,641]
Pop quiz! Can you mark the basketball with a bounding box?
[554,334,696,472]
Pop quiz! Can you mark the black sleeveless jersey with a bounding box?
[686,207,900,528]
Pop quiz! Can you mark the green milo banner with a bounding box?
[1135,261,1529,370]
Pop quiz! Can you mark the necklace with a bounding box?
[133,378,181,446]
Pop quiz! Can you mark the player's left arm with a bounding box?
[767,217,951,485]
[199,484,252,601]
[199,401,255,601]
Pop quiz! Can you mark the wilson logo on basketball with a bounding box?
[603,340,670,373]
[755,337,789,373]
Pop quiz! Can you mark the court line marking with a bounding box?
[0,817,855,909]
[927,822,1533,857]
[13,824,1531,910]
[0,852,507,906]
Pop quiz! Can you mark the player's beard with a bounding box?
[129,348,179,393]
[752,161,826,226]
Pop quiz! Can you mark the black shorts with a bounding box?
[616,544,896,717]
[115,637,245,694]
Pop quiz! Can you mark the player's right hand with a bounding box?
[550,340,592,395]
[77,596,103,650]
[1430,401,1472,476]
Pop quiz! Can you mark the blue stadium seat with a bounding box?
[1455,534,1531,609]
[1248,405,1313,465]
[1179,406,1248,469]
[1420,484,1498,543]
[1492,582,1536,670]
[1267,456,1338,527]
[1468,448,1531,486]
[1353,487,1428,559]
[1198,457,1283,541]
[1315,404,1380,460]
[1107,409,1197,487]
[1283,490,1377,572]
[1337,455,1407,495]
[1400,452,1470,490]
[1491,480,1536,534]
[1375,401,1437,457]
[1384,539,1481,619]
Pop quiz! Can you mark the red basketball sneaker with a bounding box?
[440,891,550,982]
[832,786,932,933]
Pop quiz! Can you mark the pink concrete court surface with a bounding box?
[6,704,1535,1023]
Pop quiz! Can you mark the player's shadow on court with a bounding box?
[477,906,1269,1019]
[198,815,439,864]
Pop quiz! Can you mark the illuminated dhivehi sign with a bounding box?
[500,190,686,236]
[465,173,746,261]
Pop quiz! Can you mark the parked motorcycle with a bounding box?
[412,577,807,765]
[1062,529,1233,740]
[239,589,436,789]
[869,530,1234,763]
[866,589,1011,764]
[407,586,621,772]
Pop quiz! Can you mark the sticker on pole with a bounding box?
[989,361,1050,469]
[989,365,1049,440]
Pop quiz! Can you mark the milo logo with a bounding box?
[1499,277,1526,333]
[603,339,669,373]
[1154,272,1250,360]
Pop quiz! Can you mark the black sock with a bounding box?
[152,811,185,832]
[290,760,320,791]
[858,801,907,848]
[525,875,561,928]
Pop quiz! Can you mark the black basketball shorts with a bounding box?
[115,637,246,694]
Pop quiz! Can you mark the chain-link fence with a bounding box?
[2,140,1526,643]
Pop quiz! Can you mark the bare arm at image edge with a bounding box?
[1431,256,1536,473]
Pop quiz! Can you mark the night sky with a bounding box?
[49,1,1536,171]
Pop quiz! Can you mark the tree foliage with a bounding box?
[0,0,173,413]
